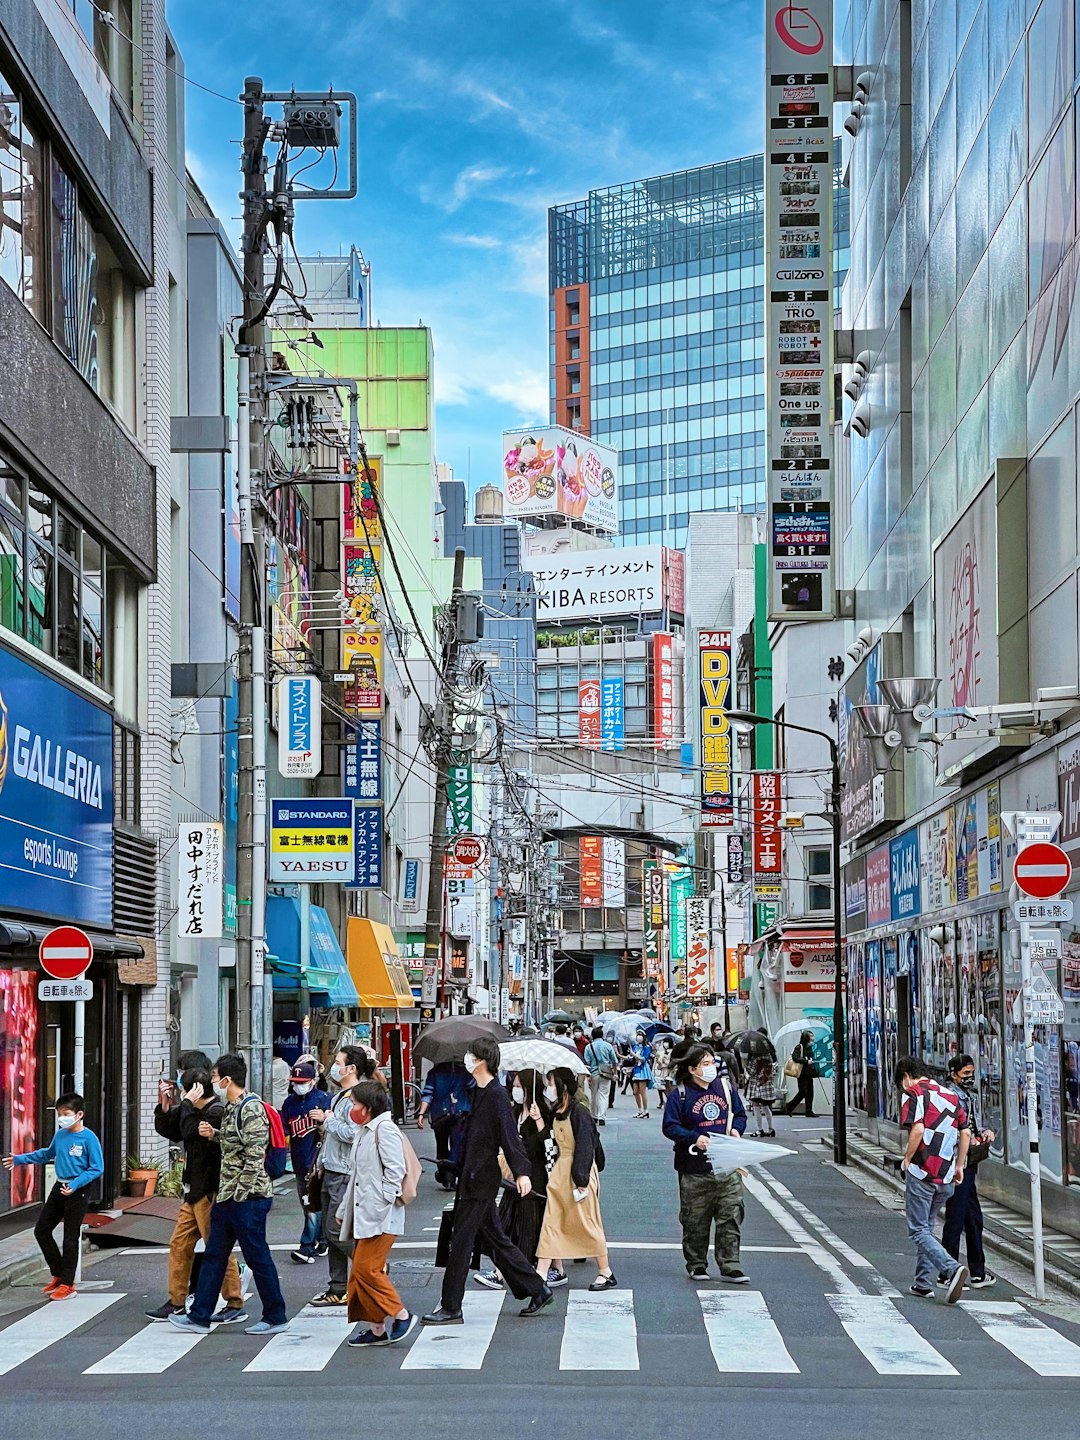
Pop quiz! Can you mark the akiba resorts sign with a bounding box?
[0,643,113,927]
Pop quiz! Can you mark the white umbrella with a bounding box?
[772,1018,832,1051]
[499,1037,589,1077]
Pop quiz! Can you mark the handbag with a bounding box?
[784,1057,803,1079]
[587,1043,617,1082]
[967,1136,991,1166]
[304,1163,324,1214]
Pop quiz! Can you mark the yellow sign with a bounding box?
[342,625,383,713]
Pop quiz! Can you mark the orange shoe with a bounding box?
[42,1277,62,1295]
[49,1284,76,1301]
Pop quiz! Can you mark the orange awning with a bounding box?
[345,917,415,1008]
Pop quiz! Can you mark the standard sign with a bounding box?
[765,0,835,622]
[39,978,93,1001]
[1013,898,1074,923]
[277,675,322,779]
[269,799,355,883]
[1013,841,1072,898]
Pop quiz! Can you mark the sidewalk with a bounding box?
[836,1127,1080,1300]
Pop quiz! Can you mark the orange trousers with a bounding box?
[346,1232,404,1323]
[168,1195,244,1309]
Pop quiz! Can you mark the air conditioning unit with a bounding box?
[386,428,401,446]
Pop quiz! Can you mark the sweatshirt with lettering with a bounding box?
[14,1126,104,1191]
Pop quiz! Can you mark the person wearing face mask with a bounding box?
[942,1053,996,1289]
[534,1068,615,1292]
[4,1092,103,1301]
[662,1044,749,1283]
[280,1060,332,1266]
[422,1038,553,1325]
[416,1059,474,1190]
[310,1045,369,1307]
[630,1029,655,1118]
[474,1069,556,1291]
[154,1048,213,1145]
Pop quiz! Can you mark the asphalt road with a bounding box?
[2,1095,1079,1438]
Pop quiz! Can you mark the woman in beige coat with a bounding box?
[534,1068,616,1291]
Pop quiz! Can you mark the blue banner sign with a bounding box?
[348,803,383,891]
[889,828,921,921]
[343,718,382,802]
[600,676,624,753]
[0,643,114,927]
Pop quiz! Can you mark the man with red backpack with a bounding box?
[170,1052,290,1336]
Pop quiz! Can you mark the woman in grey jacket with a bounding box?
[337,1081,417,1347]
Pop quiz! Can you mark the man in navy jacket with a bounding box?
[662,1044,750,1283]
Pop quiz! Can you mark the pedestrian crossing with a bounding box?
[2,1287,1080,1381]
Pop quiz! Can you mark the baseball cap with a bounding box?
[290,1061,317,1081]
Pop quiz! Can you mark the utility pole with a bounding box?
[236,76,269,1097]
[422,547,467,1018]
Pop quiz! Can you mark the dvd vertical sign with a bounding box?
[766,1,835,620]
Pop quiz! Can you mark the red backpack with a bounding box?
[236,1095,289,1179]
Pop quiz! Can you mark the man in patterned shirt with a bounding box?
[169,1052,289,1337]
[895,1057,972,1302]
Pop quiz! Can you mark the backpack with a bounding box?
[375,1121,423,1206]
[236,1095,289,1179]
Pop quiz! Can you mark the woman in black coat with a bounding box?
[473,1069,553,1290]
[784,1030,819,1117]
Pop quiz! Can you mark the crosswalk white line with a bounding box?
[827,1295,957,1375]
[85,1320,209,1374]
[559,1290,638,1370]
[244,1305,354,1372]
[699,1291,799,1373]
[0,1294,123,1376]
[400,1292,504,1370]
[960,1300,1080,1376]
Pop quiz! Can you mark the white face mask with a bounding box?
[329,1062,344,1083]
[544,1084,558,1104]
[512,1085,525,1104]
[212,1080,230,1100]
[699,1064,718,1085]
[463,1052,478,1075]
[56,1113,79,1130]
[292,1081,314,1096]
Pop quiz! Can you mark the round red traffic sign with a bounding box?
[1013,842,1073,899]
[451,835,483,866]
[39,925,94,980]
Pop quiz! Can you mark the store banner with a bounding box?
[600,676,625,753]
[342,626,383,713]
[177,822,225,939]
[276,675,322,779]
[652,632,676,749]
[579,678,602,750]
[347,803,383,891]
[669,870,693,965]
[889,829,921,921]
[765,0,835,620]
[727,832,746,884]
[843,855,867,929]
[685,896,710,998]
[602,836,625,906]
[580,835,603,908]
[342,456,382,542]
[866,844,891,927]
[1060,737,1080,845]
[343,718,382,802]
[752,771,782,900]
[699,630,734,826]
[446,759,473,834]
[269,799,355,884]
[524,545,664,621]
[400,857,423,913]
[643,860,664,979]
[920,806,956,911]
[954,796,978,903]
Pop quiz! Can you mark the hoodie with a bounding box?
[280,1085,332,1177]
[662,1071,747,1174]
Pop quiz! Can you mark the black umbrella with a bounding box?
[734,1030,776,1061]
[412,1016,510,1066]
[543,1009,575,1026]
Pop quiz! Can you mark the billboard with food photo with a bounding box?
[501,425,618,533]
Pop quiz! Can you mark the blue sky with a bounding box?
[171,0,763,491]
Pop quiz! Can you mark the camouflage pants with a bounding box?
[678,1170,744,1274]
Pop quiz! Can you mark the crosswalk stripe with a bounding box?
[0,1294,123,1376]
[827,1295,957,1375]
[960,1300,1080,1376]
[559,1290,638,1370]
[699,1291,799,1373]
[244,1305,354,1372]
[85,1320,209,1374]
[400,1292,504,1370]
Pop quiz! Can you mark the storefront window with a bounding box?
[977,912,1004,1158]
[865,939,883,1118]
[1004,925,1064,1183]
[1,968,39,1213]
[882,936,899,1121]
[847,941,866,1111]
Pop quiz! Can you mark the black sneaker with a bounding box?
[145,1302,185,1322]
[969,1272,997,1289]
[473,1269,505,1290]
[210,1306,249,1325]
[310,1290,347,1307]
[686,1265,709,1281]
[386,1313,418,1345]
[546,1268,569,1288]
[290,1249,317,1265]
[720,1269,749,1285]
[519,1285,555,1317]
[944,1266,969,1304]
[314,1241,329,1258]
[909,1283,934,1298]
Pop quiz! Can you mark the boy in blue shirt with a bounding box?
[3,1092,104,1299]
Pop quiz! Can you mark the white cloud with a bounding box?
[446,233,503,249]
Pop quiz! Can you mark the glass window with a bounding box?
[56,562,79,671]
[26,538,53,655]
[0,69,21,299]
[27,483,52,543]
[1028,0,1073,163]
[0,511,24,637]
[49,155,99,384]
[883,937,900,1121]
[1028,114,1074,304]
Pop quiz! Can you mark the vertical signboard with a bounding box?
[601,836,626,906]
[765,0,835,620]
[600,676,625,753]
[446,759,473,834]
[643,860,665,979]
[580,836,603,908]
[669,870,693,974]
[400,857,422,913]
[652,632,675,748]
[177,822,225,939]
[866,843,891,926]
[579,678,601,750]
[276,675,322,779]
[343,718,382,802]
[727,832,746,884]
[752,771,783,901]
[348,804,384,890]
[889,829,921,922]
[699,630,734,827]
[685,897,710,999]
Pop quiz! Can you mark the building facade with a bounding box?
[548,156,850,546]
[836,0,1080,1227]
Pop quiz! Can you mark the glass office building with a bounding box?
[549,155,849,546]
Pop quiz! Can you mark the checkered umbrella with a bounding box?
[498,1037,589,1077]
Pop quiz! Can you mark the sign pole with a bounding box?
[1017,908,1046,1301]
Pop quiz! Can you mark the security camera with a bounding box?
[850,399,871,437]
[846,625,875,663]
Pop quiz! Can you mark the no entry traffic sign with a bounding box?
[1013,842,1072,900]
[39,925,94,980]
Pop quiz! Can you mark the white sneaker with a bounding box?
[969,1272,997,1288]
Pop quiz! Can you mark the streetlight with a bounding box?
[726,708,847,1166]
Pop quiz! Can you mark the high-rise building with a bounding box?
[549,154,849,546]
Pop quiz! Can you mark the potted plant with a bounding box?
[157,1157,184,1199]
[125,1155,161,1198]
